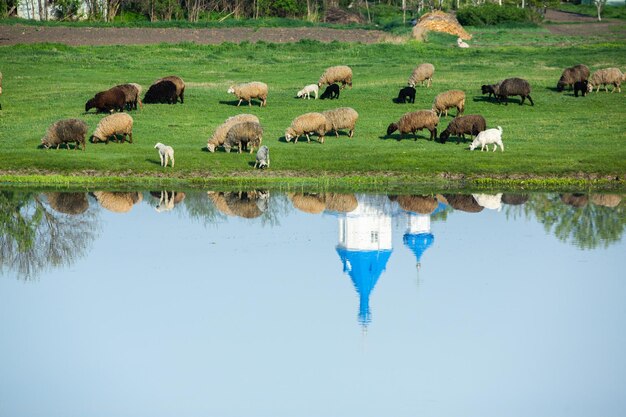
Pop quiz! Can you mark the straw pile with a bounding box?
[413,11,472,41]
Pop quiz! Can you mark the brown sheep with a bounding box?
[495,78,534,106]
[154,75,185,103]
[438,114,486,144]
[557,64,590,92]
[386,110,439,141]
[85,87,126,113]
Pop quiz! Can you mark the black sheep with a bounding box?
[396,86,416,104]
[574,80,588,97]
[320,83,340,100]
[85,87,126,113]
[481,83,499,98]
[143,80,178,104]
[495,78,534,106]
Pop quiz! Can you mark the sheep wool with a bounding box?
[224,121,264,154]
[318,66,353,89]
[321,107,359,138]
[154,75,185,103]
[41,118,89,151]
[589,68,623,93]
[432,90,465,117]
[227,82,268,107]
[285,112,328,144]
[387,110,439,141]
[408,63,435,88]
[207,114,260,152]
[92,113,134,144]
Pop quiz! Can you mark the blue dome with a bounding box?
[403,233,434,264]
[336,247,392,327]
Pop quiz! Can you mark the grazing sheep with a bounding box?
[41,118,89,151]
[481,82,501,98]
[438,114,487,144]
[285,112,328,144]
[574,80,588,97]
[588,68,624,93]
[154,142,174,168]
[154,75,185,103]
[320,83,340,100]
[297,84,319,100]
[93,191,142,213]
[91,113,134,144]
[322,107,359,138]
[206,114,260,152]
[472,193,503,211]
[128,83,143,108]
[223,121,263,154]
[470,126,503,152]
[396,86,416,104]
[143,80,178,104]
[227,82,268,107]
[85,87,126,113]
[318,65,353,89]
[557,64,590,92]
[408,63,434,88]
[115,84,141,110]
[457,37,469,48]
[494,78,534,106]
[255,145,270,169]
[386,110,439,141]
[432,90,465,117]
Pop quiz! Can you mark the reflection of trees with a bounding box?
[0,191,99,280]
[504,193,625,250]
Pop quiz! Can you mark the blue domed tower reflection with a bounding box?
[335,195,393,329]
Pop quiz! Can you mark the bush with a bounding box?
[457,5,540,26]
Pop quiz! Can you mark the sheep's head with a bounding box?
[386,123,399,136]
[85,99,95,112]
[40,137,52,149]
[284,128,296,142]
[438,130,450,143]
[481,85,491,95]
[469,140,479,151]
[206,143,216,153]
[154,142,163,149]
[556,81,566,92]
[227,86,235,94]
[296,90,304,98]
[587,82,593,93]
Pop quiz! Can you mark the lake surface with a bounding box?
[1,190,625,417]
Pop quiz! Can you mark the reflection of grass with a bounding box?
[0,41,625,189]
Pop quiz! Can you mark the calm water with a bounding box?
[0,190,625,417]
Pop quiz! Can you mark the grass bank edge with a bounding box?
[0,173,623,194]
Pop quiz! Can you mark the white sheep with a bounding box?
[227,82,268,107]
[472,193,503,211]
[297,84,319,100]
[285,112,328,144]
[318,65,353,89]
[470,126,504,152]
[154,142,174,167]
[91,113,134,144]
[207,114,260,152]
[457,38,469,48]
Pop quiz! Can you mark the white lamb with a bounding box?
[154,142,175,167]
[457,38,469,48]
[472,193,503,211]
[297,84,319,100]
[470,126,504,152]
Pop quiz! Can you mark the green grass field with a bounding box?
[0,38,625,189]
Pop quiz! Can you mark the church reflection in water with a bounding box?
[333,195,444,329]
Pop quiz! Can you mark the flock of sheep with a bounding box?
[2,60,623,170]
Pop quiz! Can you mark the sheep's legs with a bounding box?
[527,95,534,106]
[237,99,242,106]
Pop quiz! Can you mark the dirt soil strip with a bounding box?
[0,24,387,46]
[542,9,626,36]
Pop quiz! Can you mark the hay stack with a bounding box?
[325,7,365,24]
[413,11,471,41]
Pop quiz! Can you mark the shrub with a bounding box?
[457,5,540,26]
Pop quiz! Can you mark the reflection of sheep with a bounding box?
[297,84,319,99]
[324,193,358,213]
[557,64,589,92]
[432,90,465,117]
[46,193,89,215]
[320,84,340,99]
[561,193,588,208]
[396,86,416,104]
[285,112,328,144]
[85,87,126,113]
[224,121,263,154]
[227,82,268,107]
[207,114,259,152]
[154,75,185,103]
[115,84,141,110]
[255,145,270,169]
[588,68,623,93]
[386,110,439,141]
[143,80,178,104]
[495,78,534,106]
[208,191,267,219]
[289,193,326,214]
[443,194,483,213]
[590,194,621,208]
[408,63,434,88]
[152,191,185,213]
[93,192,143,213]
[470,126,503,152]
[154,142,174,167]
[41,119,89,150]
[472,193,503,211]
[322,107,359,138]
[92,113,134,144]
[318,65,353,89]
[438,114,486,144]
[501,194,529,205]
[396,195,438,214]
